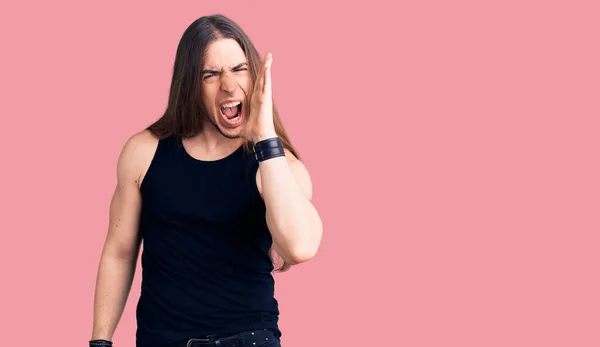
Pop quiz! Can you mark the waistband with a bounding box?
[186,329,278,347]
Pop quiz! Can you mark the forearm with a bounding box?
[91,253,138,340]
[259,156,322,264]
[248,53,322,263]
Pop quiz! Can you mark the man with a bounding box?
[90,14,323,347]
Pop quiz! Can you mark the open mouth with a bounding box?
[220,100,243,126]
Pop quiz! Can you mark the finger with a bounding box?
[254,54,268,95]
[263,53,272,95]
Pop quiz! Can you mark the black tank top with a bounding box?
[135,134,280,347]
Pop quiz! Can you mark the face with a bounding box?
[200,38,251,139]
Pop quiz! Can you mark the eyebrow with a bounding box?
[202,62,248,74]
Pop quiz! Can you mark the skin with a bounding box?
[90,38,323,341]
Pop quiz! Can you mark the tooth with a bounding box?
[221,101,240,108]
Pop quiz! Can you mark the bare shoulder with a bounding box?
[117,129,160,189]
[104,129,158,260]
[256,148,313,200]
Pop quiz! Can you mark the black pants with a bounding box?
[185,329,280,347]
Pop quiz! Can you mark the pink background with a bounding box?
[1,0,599,346]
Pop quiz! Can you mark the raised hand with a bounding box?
[246,53,277,143]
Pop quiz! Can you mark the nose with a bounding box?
[219,72,238,94]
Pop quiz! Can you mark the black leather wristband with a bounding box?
[90,339,113,346]
[254,137,285,162]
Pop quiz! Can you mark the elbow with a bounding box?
[286,246,318,265]
[270,213,323,265]
[284,225,323,265]
[102,241,141,264]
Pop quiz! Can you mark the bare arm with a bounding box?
[91,131,154,341]
[256,149,323,265]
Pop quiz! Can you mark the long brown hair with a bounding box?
[146,14,296,272]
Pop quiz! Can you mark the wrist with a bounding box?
[252,129,277,143]
[253,136,286,162]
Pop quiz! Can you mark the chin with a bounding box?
[208,116,245,140]
[219,128,243,140]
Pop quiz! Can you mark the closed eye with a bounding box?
[233,62,248,70]
[202,62,248,80]
[202,72,219,80]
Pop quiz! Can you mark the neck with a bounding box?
[183,120,244,160]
